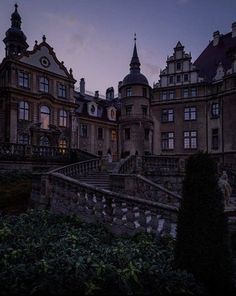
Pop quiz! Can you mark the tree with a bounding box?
[174,152,235,295]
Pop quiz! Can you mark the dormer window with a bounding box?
[58,83,66,98]
[91,105,95,114]
[126,87,132,97]
[39,77,49,93]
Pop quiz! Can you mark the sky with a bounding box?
[0,0,236,96]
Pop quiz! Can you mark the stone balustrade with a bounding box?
[47,172,178,237]
[118,155,137,174]
[111,173,181,206]
[143,155,185,174]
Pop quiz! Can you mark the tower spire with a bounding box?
[130,33,140,73]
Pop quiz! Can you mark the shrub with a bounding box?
[174,152,235,295]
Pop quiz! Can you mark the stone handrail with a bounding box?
[111,173,181,206]
[118,155,137,174]
[50,158,101,178]
[32,171,178,238]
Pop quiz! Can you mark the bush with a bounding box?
[174,152,235,295]
[0,210,204,295]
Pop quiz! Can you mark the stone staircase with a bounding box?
[77,171,111,190]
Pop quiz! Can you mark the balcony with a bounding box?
[119,113,153,123]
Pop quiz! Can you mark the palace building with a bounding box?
[1,4,236,166]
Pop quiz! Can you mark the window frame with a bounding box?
[211,102,220,118]
[161,109,174,123]
[58,83,67,98]
[212,128,219,150]
[161,132,174,150]
[39,77,49,93]
[59,110,67,127]
[184,131,198,149]
[184,106,197,121]
[19,101,29,121]
[40,105,50,129]
[18,71,29,88]
[80,124,88,138]
[97,127,104,140]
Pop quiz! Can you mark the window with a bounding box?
[111,109,115,119]
[211,103,220,118]
[125,105,132,115]
[184,131,197,149]
[18,71,29,88]
[162,109,174,122]
[161,132,174,150]
[19,101,29,120]
[145,129,149,141]
[58,84,66,98]
[161,91,167,100]
[183,88,189,98]
[125,128,130,140]
[142,105,148,116]
[176,62,181,70]
[40,136,50,147]
[59,110,67,127]
[97,127,103,139]
[90,105,95,114]
[212,128,219,150]
[39,77,49,93]
[80,124,87,137]
[143,88,147,97]
[184,107,197,121]
[169,76,174,84]
[40,106,50,129]
[169,90,174,99]
[18,134,29,145]
[126,87,132,97]
[59,139,67,149]
[191,87,197,97]
[176,75,181,83]
[111,130,117,141]
[184,74,189,82]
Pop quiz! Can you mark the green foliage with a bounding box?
[0,171,32,213]
[174,152,235,295]
[0,210,204,295]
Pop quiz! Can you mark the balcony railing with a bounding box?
[119,113,153,122]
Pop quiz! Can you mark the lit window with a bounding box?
[111,130,117,141]
[97,127,103,140]
[18,134,29,145]
[19,101,29,120]
[80,124,87,137]
[59,139,67,149]
[40,136,50,147]
[40,106,50,129]
[161,132,174,150]
[126,87,132,97]
[184,107,196,121]
[18,71,29,88]
[39,77,49,93]
[125,128,130,140]
[184,131,197,149]
[211,103,220,118]
[162,109,174,122]
[212,129,219,150]
[59,110,67,127]
[58,84,66,98]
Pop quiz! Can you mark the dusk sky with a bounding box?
[0,0,236,95]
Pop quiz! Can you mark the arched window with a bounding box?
[59,110,67,127]
[40,106,50,129]
[18,133,29,145]
[39,77,49,93]
[19,101,29,120]
[40,136,50,147]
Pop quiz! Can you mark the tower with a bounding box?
[119,35,153,156]
[3,4,28,56]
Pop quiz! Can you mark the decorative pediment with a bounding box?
[18,39,74,80]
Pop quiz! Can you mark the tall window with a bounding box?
[40,136,50,147]
[19,101,29,120]
[145,128,150,141]
[143,88,147,97]
[162,109,174,122]
[161,132,174,150]
[18,71,29,88]
[212,128,219,150]
[191,87,197,97]
[176,62,181,70]
[97,127,103,139]
[184,107,197,121]
[111,130,117,141]
[18,134,29,145]
[59,139,67,149]
[183,88,189,98]
[184,131,197,149]
[142,105,148,116]
[125,105,132,115]
[80,124,87,137]
[39,77,49,93]
[184,74,189,82]
[211,102,220,118]
[161,91,167,100]
[169,90,175,99]
[126,87,132,97]
[59,110,67,127]
[169,76,174,84]
[176,75,181,83]
[58,84,66,98]
[125,128,130,140]
[40,106,50,129]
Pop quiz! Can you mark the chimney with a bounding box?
[232,22,236,38]
[213,31,220,46]
[80,78,85,95]
[95,90,99,98]
[106,87,114,100]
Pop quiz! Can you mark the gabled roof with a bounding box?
[194,32,236,81]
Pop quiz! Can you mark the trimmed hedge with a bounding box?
[0,210,205,295]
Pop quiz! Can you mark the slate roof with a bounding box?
[194,32,236,81]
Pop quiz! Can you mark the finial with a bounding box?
[42,35,46,42]
[69,68,73,75]
[15,3,18,11]
[35,40,38,45]
[134,33,136,43]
